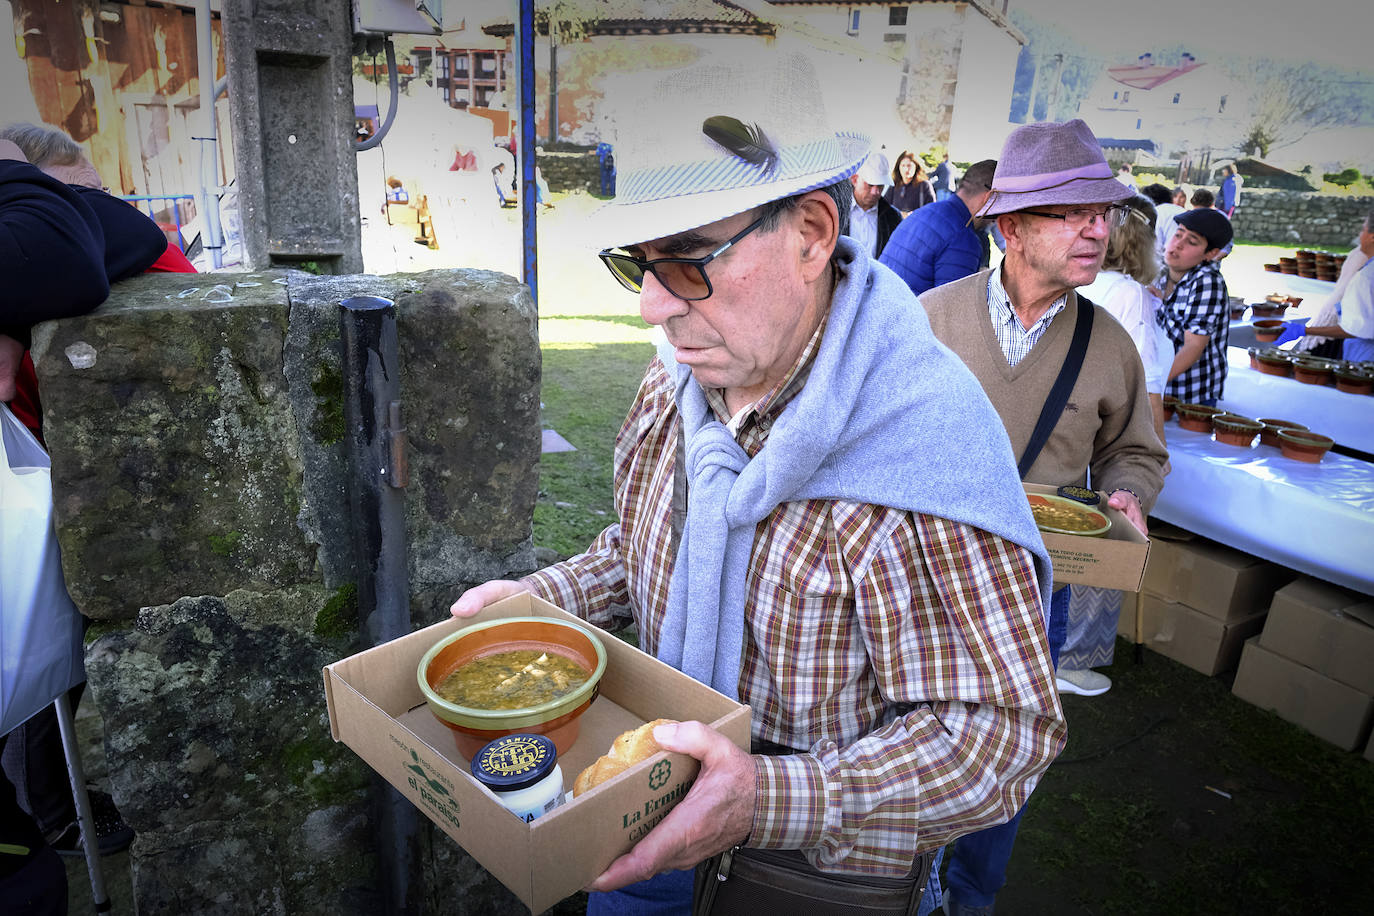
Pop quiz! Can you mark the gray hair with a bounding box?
[758,178,854,237]
[1365,210,1374,233]
[0,122,84,168]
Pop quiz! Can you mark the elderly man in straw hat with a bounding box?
[919,120,1168,914]
[453,54,1064,915]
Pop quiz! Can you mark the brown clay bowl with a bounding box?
[1277,429,1334,463]
[1256,352,1294,377]
[1162,394,1179,421]
[1335,368,1374,395]
[418,616,607,759]
[1258,418,1308,447]
[1293,358,1335,386]
[1177,403,1224,433]
[1253,319,1286,342]
[1213,414,1263,447]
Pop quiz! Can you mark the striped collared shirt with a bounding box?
[524,316,1064,875]
[987,265,1069,366]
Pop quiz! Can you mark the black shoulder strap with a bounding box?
[1018,294,1095,480]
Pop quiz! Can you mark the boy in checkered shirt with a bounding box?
[1158,207,1232,404]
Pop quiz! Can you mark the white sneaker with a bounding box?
[1056,668,1112,696]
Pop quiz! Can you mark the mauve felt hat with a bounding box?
[976,119,1135,218]
[1174,207,1234,251]
[596,52,870,250]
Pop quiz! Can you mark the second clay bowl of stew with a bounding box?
[418,616,607,758]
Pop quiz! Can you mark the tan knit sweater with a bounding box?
[920,269,1167,511]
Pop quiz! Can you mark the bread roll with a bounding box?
[573,718,677,797]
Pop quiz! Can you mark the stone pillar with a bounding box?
[221,0,363,273]
[29,268,545,913]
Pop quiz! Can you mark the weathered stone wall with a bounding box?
[1231,191,1373,247]
[29,268,573,914]
[536,148,601,194]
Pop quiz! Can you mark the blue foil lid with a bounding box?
[471,734,557,791]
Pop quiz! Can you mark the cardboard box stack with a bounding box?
[1233,577,1374,752]
[1136,529,1294,676]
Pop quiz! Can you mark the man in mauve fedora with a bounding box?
[919,119,1168,914]
[452,54,1065,915]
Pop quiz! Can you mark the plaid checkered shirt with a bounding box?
[987,266,1068,366]
[523,326,1066,876]
[1157,259,1230,403]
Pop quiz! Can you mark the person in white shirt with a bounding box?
[1063,193,1171,698]
[847,151,901,259]
[1079,194,1172,444]
[1141,183,1184,260]
[1292,215,1373,356]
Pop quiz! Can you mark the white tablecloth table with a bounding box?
[1151,426,1374,596]
[1218,348,1374,454]
[1228,271,1337,313]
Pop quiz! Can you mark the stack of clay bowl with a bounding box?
[1295,250,1319,279]
[1315,252,1341,282]
[1278,257,1299,275]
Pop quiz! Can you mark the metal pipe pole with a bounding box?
[55,693,110,914]
[518,0,537,309]
[339,296,417,914]
[194,0,225,268]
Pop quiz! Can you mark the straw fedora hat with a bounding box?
[977,119,1135,218]
[597,52,870,249]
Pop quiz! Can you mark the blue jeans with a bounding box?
[942,585,1069,909]
[586,852,944,914]
[587,869,695,915]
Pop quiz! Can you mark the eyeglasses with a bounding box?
[598,214,767,301]
[1020,204,1130,231]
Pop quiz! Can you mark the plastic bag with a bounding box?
[0,403,84,736]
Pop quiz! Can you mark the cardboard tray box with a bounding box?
[1232,637,1374,752]
[1259,577,1374,696]
[1139,592,1265,676]
[1141,531,1293,623]
[323,593,751,914]
[1025,483,1150,592]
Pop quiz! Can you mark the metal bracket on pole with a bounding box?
[386,401,408,489]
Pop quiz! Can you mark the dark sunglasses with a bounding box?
[598,214,767,301]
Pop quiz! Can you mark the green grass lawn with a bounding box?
[535,314,653,557]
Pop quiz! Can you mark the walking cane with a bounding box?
[54,692,111,913]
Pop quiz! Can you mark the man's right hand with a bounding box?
[449,580,528,618]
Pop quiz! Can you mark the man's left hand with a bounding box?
[1107,489,1147,534]
[586,720,756,892]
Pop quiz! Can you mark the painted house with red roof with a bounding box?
[1083,51,1244,162]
